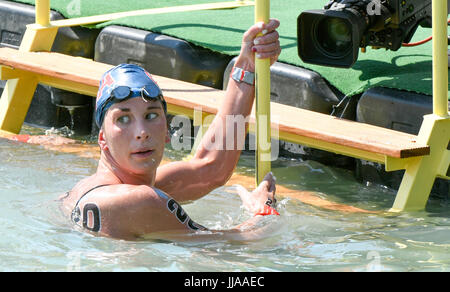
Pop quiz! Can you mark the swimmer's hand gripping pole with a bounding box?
[255,0,271,186]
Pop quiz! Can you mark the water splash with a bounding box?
[45,126,74,138]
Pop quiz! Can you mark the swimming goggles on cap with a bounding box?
[111,84,162,101]
[100,84,166,114]
[109,84,163,104]
[96,84,167,127]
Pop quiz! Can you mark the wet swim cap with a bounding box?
[95,64,167,128]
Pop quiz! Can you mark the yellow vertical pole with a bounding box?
[255,0,271,185]
[36,0,51,26]
[432,0,449,117]
[390,0,450,212]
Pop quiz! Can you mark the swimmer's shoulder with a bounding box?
[73,184,179,239]
[94,184,170,202]
[74,184,171,211]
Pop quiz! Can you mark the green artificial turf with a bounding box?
[10,0,449,97]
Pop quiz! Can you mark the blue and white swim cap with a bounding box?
[95,64,167,128]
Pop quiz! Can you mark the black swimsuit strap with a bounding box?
[72,184,111,214]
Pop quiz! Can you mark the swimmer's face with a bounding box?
[99,97,168,175]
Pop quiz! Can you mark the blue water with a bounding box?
[1,126,450,271]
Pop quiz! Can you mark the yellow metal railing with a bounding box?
[389,0,450,211]
[48,1,255,28]
[33,1,255,27]
[35,0,50,26]
[255,0,271,185]
[432,0,449,118]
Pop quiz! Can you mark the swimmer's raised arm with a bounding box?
[155,19,281,203]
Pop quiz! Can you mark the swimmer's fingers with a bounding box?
[252,19,281,65]
[235,184,251,198]
[238,18,281,71]
[261,172,276,196]
[256,172,277,207]
[235,172,278,214]
[235,184,253,212]
[242,18,280,44]
[255,174,279,216]
[252,29,280,57]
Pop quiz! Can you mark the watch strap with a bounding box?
[231,67,255,85]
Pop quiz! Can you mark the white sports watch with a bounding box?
[231,67,255,86]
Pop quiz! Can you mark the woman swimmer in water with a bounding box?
[59,19,282,241]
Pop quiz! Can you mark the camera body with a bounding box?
[298,0,432,68]
[363,0,431,50]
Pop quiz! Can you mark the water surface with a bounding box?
[1,127,449,272]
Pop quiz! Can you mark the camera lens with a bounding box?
[314,17,352,58]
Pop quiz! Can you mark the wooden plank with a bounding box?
[0,48,224,112]
[273,103,429,158]
[0,48,109,87]
[0,47,430,159]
